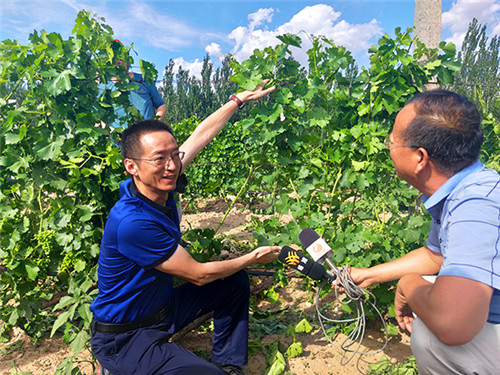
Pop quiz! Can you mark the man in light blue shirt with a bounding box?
[128,72,166,121]
[100,39,166,130]
[349,90,500,374]
[424,160,500,326]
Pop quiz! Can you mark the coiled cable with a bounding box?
[315,265,388,365]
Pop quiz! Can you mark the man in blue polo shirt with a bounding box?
[347,90,500,374]
[90,81,280,375]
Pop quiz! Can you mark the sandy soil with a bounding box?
[0,197,412,375]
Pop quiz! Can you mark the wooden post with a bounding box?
[414,0,442,89]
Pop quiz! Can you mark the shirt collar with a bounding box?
[132,72,143,83]
[423,159,484,210]
[129,180,173,216]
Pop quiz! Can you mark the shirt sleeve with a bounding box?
[439,196,500,289]
[116,216,177,269]
[426,219,441,253]
[147,84,165,109]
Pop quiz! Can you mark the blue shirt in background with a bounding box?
[129,73,165,121]
[99,73,165,129]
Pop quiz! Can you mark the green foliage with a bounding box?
[3,10,490,373]
[481,113,500,172]
[0,10,148,371]
[183,228,223,262]
[227,30,447,282]
[368,355,418,374]
[265,342,287,375]
[250,308,314,374]
[173,117,246,196]
[451,18,500,117]
[161,54,249,125]
[294,318,313,334]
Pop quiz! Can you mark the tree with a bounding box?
[453,18,500,116]
[200,53,214,114]
[212,55,236,103]
[161,58,177,124]
[160,54,245,124]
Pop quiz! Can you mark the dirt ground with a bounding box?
[0,198,412,375]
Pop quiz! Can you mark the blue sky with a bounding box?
[1,0,499,80]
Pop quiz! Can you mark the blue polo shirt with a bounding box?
[90,179,181,324]
[423,160,500,324]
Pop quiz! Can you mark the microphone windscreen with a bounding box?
[278,246,332,282]
[299,228,332,262]
[278,246,312,276]
[308,261,330,281]
[277,245,296,264]
[299,228,320,248]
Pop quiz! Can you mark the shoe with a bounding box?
[213,363,246,375]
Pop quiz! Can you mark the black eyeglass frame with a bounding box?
[127,151,186,167]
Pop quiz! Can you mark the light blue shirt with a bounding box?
[98,73,165,129]
[129,73,165,121]
[424,160,500,323]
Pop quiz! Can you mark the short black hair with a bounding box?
[403,89,483,175]
[120,120,175,160]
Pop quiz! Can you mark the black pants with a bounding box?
[91,270,250,374]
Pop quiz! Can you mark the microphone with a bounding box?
[299,228,339,274]
[278,246,335,282]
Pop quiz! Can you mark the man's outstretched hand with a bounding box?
[252,246,281,265]
[237,79,275,103]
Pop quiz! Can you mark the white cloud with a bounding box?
[442,0,500,46]
[493,22,500,35]
[171,57,204,80]
[228,25,279,63]
[330,19,381,54]
[205,42,224,61]
[277,4,341,35]
[248,8,274,31]
[228,5,382,66]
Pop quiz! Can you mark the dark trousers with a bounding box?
[91,270,250,375]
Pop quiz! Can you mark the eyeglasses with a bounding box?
[384,136,418,150]
[128,151,185,167]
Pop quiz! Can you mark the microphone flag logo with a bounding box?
[311,242,324,254]
[306,238,331,262]
[285,251,301,266]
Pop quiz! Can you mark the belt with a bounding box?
[93,306,168,334]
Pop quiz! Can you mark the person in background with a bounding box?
[90,80,280,375]
[347,89,500,374]
[100,39,166,129]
